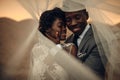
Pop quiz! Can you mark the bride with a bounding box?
[30,7,78,80]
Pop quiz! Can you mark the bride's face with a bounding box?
[46,18,66,44]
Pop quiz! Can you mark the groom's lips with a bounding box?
[69,26,81,32]
[73,28,81,31]
[68,22,86,31]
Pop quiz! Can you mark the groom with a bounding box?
[61,0,106,79]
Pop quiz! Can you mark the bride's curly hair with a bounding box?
[39,7,66,36]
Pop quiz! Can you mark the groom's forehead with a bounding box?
[65,10,83,17]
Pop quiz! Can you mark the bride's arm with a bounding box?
[62,43,77,57]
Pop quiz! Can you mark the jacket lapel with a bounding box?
[65,34,74,43]
[78,27,93,51]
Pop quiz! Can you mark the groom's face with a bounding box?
[65,10,88,35]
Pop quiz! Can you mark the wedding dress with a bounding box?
[29,32,69,80]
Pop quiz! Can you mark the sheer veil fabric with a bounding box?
[18,0,120,80]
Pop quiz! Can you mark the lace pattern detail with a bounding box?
[30,34,69,80]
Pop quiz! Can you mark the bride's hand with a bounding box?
[70,44,77,57]
[63,43,77,57]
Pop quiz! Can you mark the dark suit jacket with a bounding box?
[65,26,106,79]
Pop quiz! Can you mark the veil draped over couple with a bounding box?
[14,0,120,80]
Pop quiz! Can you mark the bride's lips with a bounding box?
[61,34,66,37]
[60,34,66,40]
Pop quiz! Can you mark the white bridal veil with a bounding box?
[3,0,119,80]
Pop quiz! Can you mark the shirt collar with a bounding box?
[79,24,90,39]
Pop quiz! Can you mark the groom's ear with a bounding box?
[82,10,89,20]
[85,11,89,20]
